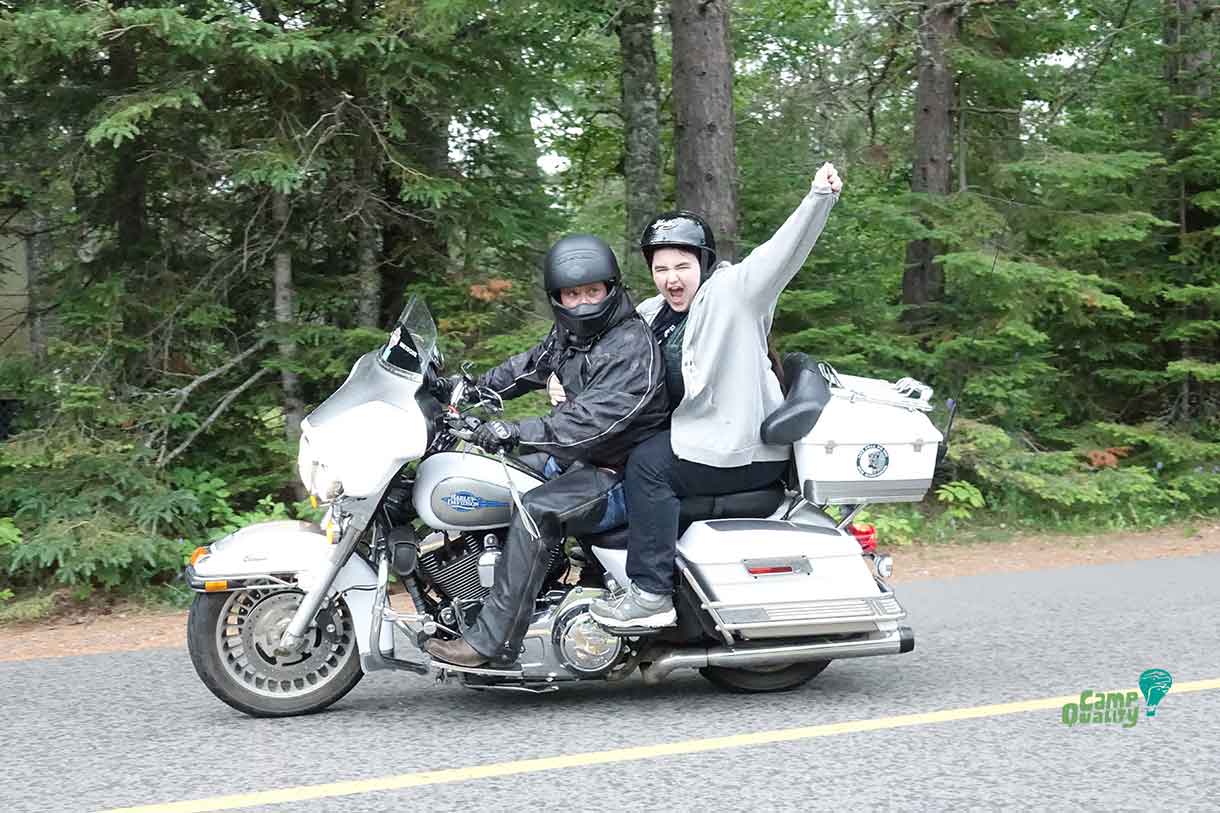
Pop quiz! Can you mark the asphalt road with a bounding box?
[3,554,1218,813]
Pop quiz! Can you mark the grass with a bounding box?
[0,591,59,624]
[0,582,193,627]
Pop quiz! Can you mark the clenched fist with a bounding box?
[547,372,567,406]
[813,162,843,195]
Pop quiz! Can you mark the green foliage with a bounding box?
[850,506,923,548]
[936,481,986,522]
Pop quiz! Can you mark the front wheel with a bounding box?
[187,588,363,718]
[700,660,830,693]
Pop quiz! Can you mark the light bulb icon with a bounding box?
[1139,668,1173,717]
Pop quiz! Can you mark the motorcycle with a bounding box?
[185,296,939,717]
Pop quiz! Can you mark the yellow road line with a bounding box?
[103,677,1220,813]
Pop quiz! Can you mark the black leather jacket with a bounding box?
[479,293,669,469]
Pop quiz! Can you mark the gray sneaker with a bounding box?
[589,583,676,629]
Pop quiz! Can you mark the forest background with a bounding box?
[0,0,1217,608]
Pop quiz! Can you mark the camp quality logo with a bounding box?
[856,444,889,478]
[1061,669,1173,728]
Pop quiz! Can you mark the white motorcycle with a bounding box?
[186,296,943,717]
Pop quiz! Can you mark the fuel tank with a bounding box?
[414,451,546,531]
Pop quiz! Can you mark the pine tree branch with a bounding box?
[154,338,271,464]
[160,367,272,468]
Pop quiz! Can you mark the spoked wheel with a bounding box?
[187,588,363,717]
[700,660,831,693]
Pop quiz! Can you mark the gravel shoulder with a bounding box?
[2,521,1216,663]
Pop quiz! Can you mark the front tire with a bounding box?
[187,588,363,718]
[700,660,830,693]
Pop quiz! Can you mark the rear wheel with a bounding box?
[699,660,830,693]
[187,588,363,718]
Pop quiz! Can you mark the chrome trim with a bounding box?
[835,504,862,530]
[809,479,932,506]
[279,504,366,653]
[468,683,559,694]
[360,547,431,675]
[185,570,296,592]
[436,663,525,678]
[709,595,906,631]
[680,565,734,647]
[640,627,911,685]
[741,556,813,576]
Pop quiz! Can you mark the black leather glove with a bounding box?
[473,419,520,452]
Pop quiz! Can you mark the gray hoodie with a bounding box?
[637,180,839,468]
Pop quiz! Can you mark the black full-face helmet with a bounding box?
[640,211,717,279]
[542,234,624,340]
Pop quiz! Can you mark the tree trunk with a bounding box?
[1163,0,1217,422]
[902,1,960,313]
[671,0,739,262]
[381,104,449,327]
[26,212,48,364]
[619,0,662,285]
[355,123,381,329]
[107,4,146,261]
[272,192,305,463]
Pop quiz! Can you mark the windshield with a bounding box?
[380,296,438,377]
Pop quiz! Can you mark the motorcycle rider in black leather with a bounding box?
[425,234,668,668]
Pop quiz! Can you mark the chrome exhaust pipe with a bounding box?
[640,626,914,686]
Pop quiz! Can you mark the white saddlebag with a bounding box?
[794,370,943,505]
[676,520,904,641]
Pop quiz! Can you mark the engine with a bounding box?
[418,532,489,603]
[417,530,569,604]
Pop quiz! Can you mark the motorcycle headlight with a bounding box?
[297,434,343,501]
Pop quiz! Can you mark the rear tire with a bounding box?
[699,660,830,693]
[187,589,363,718]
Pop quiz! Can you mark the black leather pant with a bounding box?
[463,461,622,662]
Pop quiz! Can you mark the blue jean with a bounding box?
[542,456,627,533]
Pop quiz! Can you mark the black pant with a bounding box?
[463,461,621,662]
[624,431,789,594]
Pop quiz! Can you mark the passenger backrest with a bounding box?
[760,352,832,445]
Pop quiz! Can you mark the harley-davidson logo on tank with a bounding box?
[441,491,509,512]
[432,478,514,527]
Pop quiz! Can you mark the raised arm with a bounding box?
[720,162,842,311]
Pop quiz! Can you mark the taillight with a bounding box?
[746,565,794,576]
[848,523,877,553]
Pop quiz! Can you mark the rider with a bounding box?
[425,234,668,668]
[590,163,843,629]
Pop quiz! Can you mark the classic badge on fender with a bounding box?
[856,444,890,478]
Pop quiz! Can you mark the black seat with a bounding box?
[581,483,786,550]
[678,483,786,525]
[759,352,831,445]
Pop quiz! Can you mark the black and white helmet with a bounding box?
[640,211,717,278]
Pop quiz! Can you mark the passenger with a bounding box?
[425,234,668,667]
[590,163,843,629]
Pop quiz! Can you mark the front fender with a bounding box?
[189,521,333,581]
[186,520,387,656]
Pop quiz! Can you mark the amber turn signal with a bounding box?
[189,546,210,566]
[203,580,228,592]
